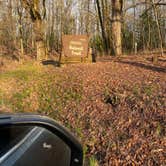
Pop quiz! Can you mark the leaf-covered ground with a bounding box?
[0,56,166,165]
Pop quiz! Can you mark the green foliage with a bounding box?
[122,24,133,53]
[91,34,104,53]
[156,122,165,137]
[143,85,154,96]
[0,63,41,81]
[138,11,159,50]
[38,82,54,113]
[0,63,83,114]
[89,156,98,166]
[10,89,31,112]
[132,85,140,96]
[0,90,5,107]
[75,126,83,139]
[1,70,29,81]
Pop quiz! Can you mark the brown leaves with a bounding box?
[53,60,165,165]
[1,57,166,165]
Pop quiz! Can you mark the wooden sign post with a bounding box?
[61,35,92,63]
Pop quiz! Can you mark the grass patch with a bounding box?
[75,127,83,138]
[9,89,31,112]
[143,85,154,96]
[0,89,6,107]
[0,63,42,81]
[0,62,83,114]
[89,156,99,166]
[132,85,140,96]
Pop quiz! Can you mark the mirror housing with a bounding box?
[0,114,83,166]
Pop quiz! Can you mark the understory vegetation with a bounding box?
[0,56,165,165]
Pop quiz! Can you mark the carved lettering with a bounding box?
[62,35,89,58]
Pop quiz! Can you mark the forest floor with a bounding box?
[0,55,166,165]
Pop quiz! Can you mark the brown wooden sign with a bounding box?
[62,35,89,58]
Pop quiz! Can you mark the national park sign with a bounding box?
[62,35,89,60]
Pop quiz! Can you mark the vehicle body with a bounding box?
[0,114,83,166]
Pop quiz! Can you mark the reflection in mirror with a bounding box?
[0,125,71,166]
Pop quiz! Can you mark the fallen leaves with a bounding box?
[0,57,166,165]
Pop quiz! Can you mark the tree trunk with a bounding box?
[132,0,136,54]
[146,0,151,50]
[96,0,109,54]
[20,38,24,58]
[22,0,47,61]
[17,1,24,61]
[34,19,46,61]
[34,0,46,61]
[151,0,164,63]
[111,0,123,56]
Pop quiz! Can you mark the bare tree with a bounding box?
[0,0,166,60]
[151,0,164,63]
[111,0,123,56]
[22,0,47,61]
[17,0,24,60]
[96,0,109,54]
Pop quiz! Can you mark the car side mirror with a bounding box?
[0,114,83,166]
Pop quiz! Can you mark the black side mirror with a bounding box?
[0,114,83,166]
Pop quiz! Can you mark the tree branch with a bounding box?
[124,0,165,12]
